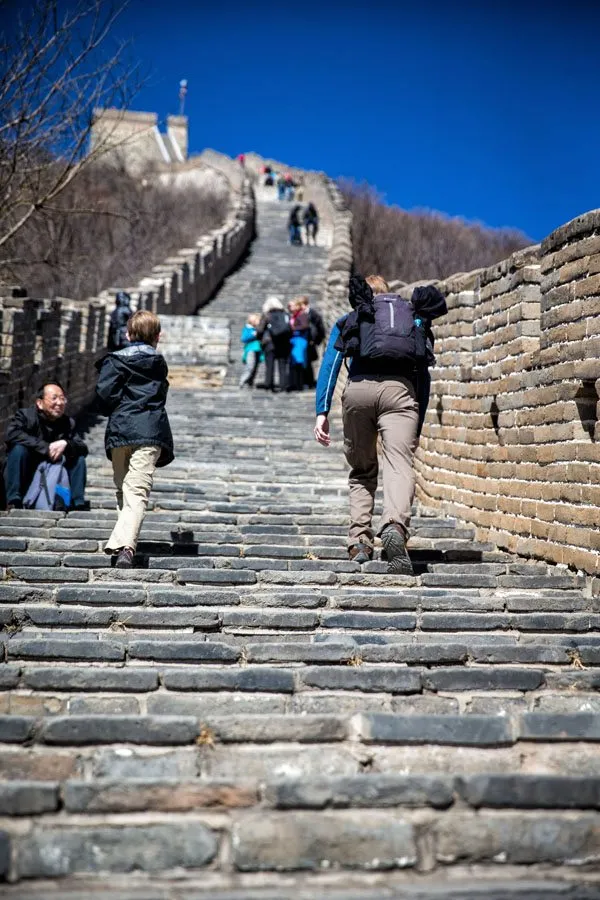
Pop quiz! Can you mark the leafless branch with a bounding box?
[339,179,531,283]
[0,0,144,249]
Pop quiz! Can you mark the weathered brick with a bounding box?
[422,667,545,692]
[16,823,217,877]
[40,715,199,745]
[458,775,600,809]
[7,638,124,662]
[434,812,600,865]
[232,811,416,871]
[521,713,600,741]
[355,714,514,746]
[0,716,35,743]
[128,640,238,662]
[265,774,453,809]
[64,778,258,812]
[0,781,59,815]
[298,667,422,694]
[162,667,294,693]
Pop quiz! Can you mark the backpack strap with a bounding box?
[39,466,52,508]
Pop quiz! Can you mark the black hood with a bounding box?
[96,344,167,376]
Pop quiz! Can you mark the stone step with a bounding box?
[2,773,600,814]
[2,712,599,747]
[2,880,599,900]
[3,192,599,890]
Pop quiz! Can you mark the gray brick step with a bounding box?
[1,880,598,899]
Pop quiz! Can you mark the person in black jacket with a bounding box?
[95,310,174,568]
[256,296,291,392]
[107,291,133,351]
[288,206,302,245]
[303,203,319,245]
[300,296,325,389]
[4,383,88,510]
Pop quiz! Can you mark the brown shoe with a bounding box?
[348,543,373,564]
[381,524,413,575]
[115,547,135,569]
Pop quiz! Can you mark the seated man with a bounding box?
[4,382,88,510]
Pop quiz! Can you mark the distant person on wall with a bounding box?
[288,205,303,245]
[277,174,286,201]
[4,383,88,511]
[239,313,264,388]
[95,310,174,569]
[237,153,246,169]
[264,165,274,187]
[303,203,319,246]
[285,174,295,201]
[287,298,311,392]
[256,296,291,393]
[295,176,304,202]
[313,274,446,574]
[301,295,325,388]
[107,291,133,351]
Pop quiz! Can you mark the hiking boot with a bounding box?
[348,543,373,564]
[6,500,22,511]
[380,524,414,575]
[115,547,135,569]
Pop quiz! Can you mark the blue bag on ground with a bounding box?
[23,461,71,511]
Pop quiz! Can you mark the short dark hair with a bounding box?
[37,382,66,400]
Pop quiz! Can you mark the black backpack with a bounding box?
[335,293,426,366]
[268,309,292,343]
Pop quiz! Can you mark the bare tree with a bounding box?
[2,161,230,299]
[0,0,141,256]
[340,180,531,283]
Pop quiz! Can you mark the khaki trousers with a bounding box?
[342,377,418,551]
[105,445,161,553]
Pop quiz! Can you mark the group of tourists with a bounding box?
[240,295,325,392]
[261,166,302,203]
[3,273,447,577]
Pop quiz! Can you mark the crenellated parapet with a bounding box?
[410,211,600,583]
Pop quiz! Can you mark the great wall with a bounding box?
[0,108,598,897]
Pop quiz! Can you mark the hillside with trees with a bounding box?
[340,180,531,284]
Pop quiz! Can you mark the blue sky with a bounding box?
[10,0,600,241]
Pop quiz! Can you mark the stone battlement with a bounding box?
[387,214,600,585]
[90,107,189,173]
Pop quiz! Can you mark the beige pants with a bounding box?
[342,377,419,551]
[105,445,161,553]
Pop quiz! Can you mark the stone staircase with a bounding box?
[0,195,599,897]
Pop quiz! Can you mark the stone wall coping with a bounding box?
[542,208,600,255]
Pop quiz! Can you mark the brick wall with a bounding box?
[410,210,600,582]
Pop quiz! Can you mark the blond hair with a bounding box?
[247,313,260,327]
[127,310,161,345]
[262,296,283,314]
[366,275,390,294]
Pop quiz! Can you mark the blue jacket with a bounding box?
[315,317,347,415]
[241,325,263,363]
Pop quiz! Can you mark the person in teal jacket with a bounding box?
[239,313,264,388]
